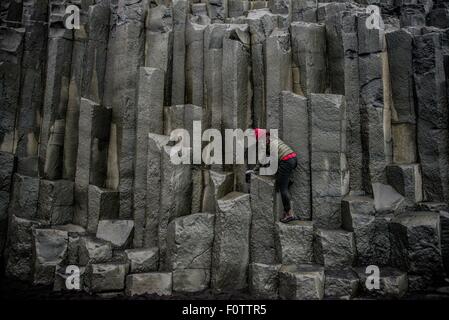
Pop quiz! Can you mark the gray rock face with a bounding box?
[0,152,13,256]
[173,269,210,293]
[74,98,111,228]
[32,228,68,285]
[250,174,279,264]
[280,91,311,220]
[291,22,326,95]
[37,179,74,225]
[166,213,214,270]
[52,224,87,266]
[134,67,164,248]
[275,221,314,265]
[87,186,119,234]
[386,164,423,203]
[202,170,234,213]
[314,229,356,268]
[390,212,444,285]
[212,192,251,291]
[372,182,409,212]
[5,215,43,281]
[249,263,281,299]
[86,263,128,293]
[279,264,325,300]
[9,174,40,219]
[356,267,408,299]
[265,29,292,131]
[126,272,173,296]
[310,94,348,229]
[291,0,317,22]
[324,269,359,299]
[96,220,134,249]
[54,265,87,292]
[125,248,159,273]
[78,236,112,266]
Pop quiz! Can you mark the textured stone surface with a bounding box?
[166,213,214,270]
[390,212,444,284]
[96,220,134,250]
[324,269,359,300]
[280,91,311,220]
[78,236,112,266]
[126,273,173,296]
[275,221,314,265]
[386,164,423,203]
[86,263,128,293]
[212,192,251,291]
[250,174,279,264]
[279,264,325,300]
[173,269,210,293]
[314,229,356,268]
[125,247,158,273]
[249,263,281,299]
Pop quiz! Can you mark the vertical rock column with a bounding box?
[63,0,110,180]
[171,0,187,105]
[74,98,111,228]
[281,91,311,220]
[133,67,164,248]
[185,15,208,108]
[310,94,348,229]
[39,22,73,179]
[0,152,14,259]
[204,23,227,131]
[0,26,24,154]
[342,11,363,191]
[245,10,278,128]
[16,0,48,176]
[413,31,449,202]
[265,28,292,132]
[357,14,392,192]
[145,4,173,106]
[104,0,146,218]
[291,0,317,23]
[212,192,251,291]
[222,24,251,192]
[291,21,326,96]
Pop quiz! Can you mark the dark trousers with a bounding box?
[277,157,298,213]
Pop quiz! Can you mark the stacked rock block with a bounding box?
[0,0,448,300]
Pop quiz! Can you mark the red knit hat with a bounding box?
[254,128,266,140]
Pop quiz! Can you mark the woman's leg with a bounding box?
[278,158,295,218]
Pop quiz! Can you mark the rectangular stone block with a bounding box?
[96,220,134,250]
[386,29,416,124]
[9,173,40,219]
[125,247,159,273]
[314,228,356,268]
[173,269,210,293]
[386,164,423,203]
[249,263,281,299]
[212,192,251,291]
[5,215,43,281]
[74,98,111,228]
[291,22,326,96]
[86,263,128,293]
[145,4,173,106]
[78,236,112,266]
[250,175,279,264]
[87,185,119,234]
[134,67,164,248]
[265,29,292,131]
[32,228,68,285]
[39,28,73,179]
[166,213,215,270]
[37,179,73,225]
[144,133,170,248]
[126,272,173,296]
[279,264,324,300]
[324,269,359,300]
[0,27,24,154]
[171,0,187,105]
[392,123,417,164]
[291,0,317,23]
[275,221,314,265]
[355,267,408,298]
